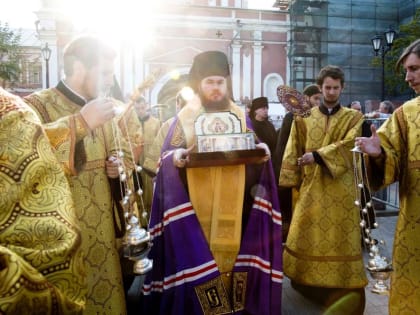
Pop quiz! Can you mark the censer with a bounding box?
[105,72,163,274]
[110,103,153,275]
[351,144,392,294]
[122,210,153,274]
[106,72,164,275]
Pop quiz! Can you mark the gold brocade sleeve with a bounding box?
[279,117,305,188]
[367,103,410,190]
[138,116,161,166]
[24,93,90,176]
[0,246,84,315]
[317,112,363,179]
[143,118,173,174]
[0,89,86,314]
[42,114,91,175]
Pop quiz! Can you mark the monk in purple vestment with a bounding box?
[141,51,283,315]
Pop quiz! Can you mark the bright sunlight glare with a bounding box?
[180,86,195,101]
[0,0,275,30]
[59,0,159,50]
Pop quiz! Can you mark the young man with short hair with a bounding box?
[303,83,322,107]
[356,38,420,315]
[279,65,367,314]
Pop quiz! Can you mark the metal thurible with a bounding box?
[351,144,392,295]
[123,215,153,275]
[367,249,393,295]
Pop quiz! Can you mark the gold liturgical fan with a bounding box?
[277,85,311,117]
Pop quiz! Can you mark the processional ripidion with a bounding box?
[106,72,162,275]
[276,85,312,118]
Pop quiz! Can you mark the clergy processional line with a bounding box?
[277,84,393,295]
[104,73,162,275]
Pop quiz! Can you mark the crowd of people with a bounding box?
[1,33,419,315]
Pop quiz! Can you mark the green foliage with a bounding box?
[381,8,420,97]
[0,22,22,87]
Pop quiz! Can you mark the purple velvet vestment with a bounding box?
[141,117,283,315]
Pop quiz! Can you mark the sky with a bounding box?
[0,0,276,29]
[0,0,39,28]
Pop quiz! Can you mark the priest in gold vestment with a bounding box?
[0,88,86,314]
[279,65,367,314]
[24,36,143,315]
[143,90,188,175]
[133,96,161,213]
[356,39,420,315]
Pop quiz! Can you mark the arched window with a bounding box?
[263,73,283,102]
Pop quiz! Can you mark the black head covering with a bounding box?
[189,51,232,95]
[250,96,268,116]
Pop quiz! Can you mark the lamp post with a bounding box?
[41,43,51,88]
[371,28,396,101]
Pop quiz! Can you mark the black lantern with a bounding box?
[41,43,52,88]
[371,28,396,101]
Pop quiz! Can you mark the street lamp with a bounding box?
[41,43,51,88]
[371,27,396,101]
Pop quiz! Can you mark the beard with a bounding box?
[323,96,340,107]
[198,90,231,112]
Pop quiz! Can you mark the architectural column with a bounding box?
[134,46,145,95]
[252,42,264,98]
[231,42,242,102]
[116,42,145,101]
[242,46,251,101]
